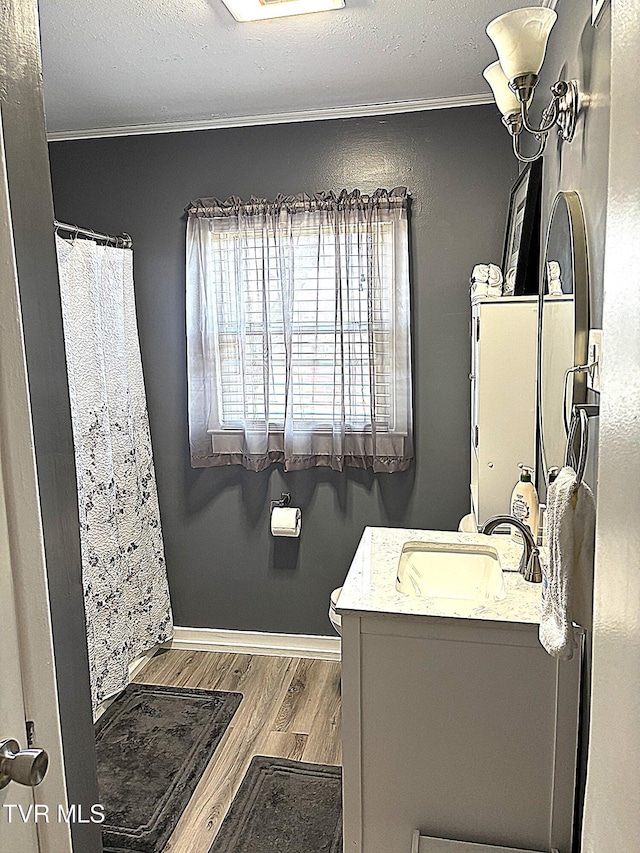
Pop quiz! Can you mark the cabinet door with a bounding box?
[470,308,480,519]
[355,617,580,853]
[470,308,480,446]
[473,300,538,523]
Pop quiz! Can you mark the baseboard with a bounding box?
[171,626,341,661]
[128,647,158,679]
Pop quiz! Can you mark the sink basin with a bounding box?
[396,540,507,602]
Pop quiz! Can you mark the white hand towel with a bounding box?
[547,260,561,281]
[487,263,503,287]
[547,260,564,295]
[503,267,516,295]
[470,281,488,300]
[486,274,503,297]
[470,263,490,283]
[539,466,596,659]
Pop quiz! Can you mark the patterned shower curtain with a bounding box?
[56,236,173,715]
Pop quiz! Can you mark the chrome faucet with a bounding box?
[479,515,543,583]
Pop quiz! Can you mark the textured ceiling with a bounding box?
[38,0,533,138]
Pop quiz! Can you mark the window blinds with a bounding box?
[186,189,413,472]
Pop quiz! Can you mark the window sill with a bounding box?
[207,427,408,438]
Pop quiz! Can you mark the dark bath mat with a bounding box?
[209,756,342,853]
[96,682,242,853]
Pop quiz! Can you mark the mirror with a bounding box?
[538,191,589,491]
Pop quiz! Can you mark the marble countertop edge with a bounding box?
[336,526,543,626]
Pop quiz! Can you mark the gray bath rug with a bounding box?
[208,756,342,853]
[96,682,242,853]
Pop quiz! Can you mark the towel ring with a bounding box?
[565,406,594,484]
[565,409,578,470]
[576,408,589,483]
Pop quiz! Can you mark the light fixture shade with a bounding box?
[483,61,521,116]
[221,0,345,22]
[486,7,557,81]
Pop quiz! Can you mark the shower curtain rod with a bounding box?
[54,219,133,249]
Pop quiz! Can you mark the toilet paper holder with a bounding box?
[270,492,292,511]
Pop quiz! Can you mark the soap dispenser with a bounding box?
[510,464,540,544]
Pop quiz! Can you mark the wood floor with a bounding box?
[133,648,342,853]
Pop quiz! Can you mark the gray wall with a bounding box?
[49,106,517,635]
[540,0,611,493]
[540,0,610,329]
[536,1,611,845]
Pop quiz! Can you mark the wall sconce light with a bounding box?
[483,7,580,162]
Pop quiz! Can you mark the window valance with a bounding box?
[186,187,409,218]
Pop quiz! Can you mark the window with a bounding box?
[186,189,413,472]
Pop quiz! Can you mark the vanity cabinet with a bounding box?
[340,610,581,853]
[470,296,538,526]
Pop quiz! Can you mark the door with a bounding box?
[0,106,39,853]
[1,2,102,850]
[0,447,39,852]
[0,108,72,853]
[582,0,640,849]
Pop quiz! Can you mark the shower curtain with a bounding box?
[56,235,173,715]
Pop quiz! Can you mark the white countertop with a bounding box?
[336,526,543,625]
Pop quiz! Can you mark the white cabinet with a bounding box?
[341,611,581,853]
[470,296,538,526]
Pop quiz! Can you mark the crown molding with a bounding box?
[46,93,494,142]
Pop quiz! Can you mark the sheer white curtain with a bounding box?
[186,188,413,472]
[56,236,173,714]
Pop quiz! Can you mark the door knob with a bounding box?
[0,738,49,789]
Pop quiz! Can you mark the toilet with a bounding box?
[458,513,478,532]
[329,587,342,635]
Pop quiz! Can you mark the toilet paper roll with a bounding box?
[270,506,301,538]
